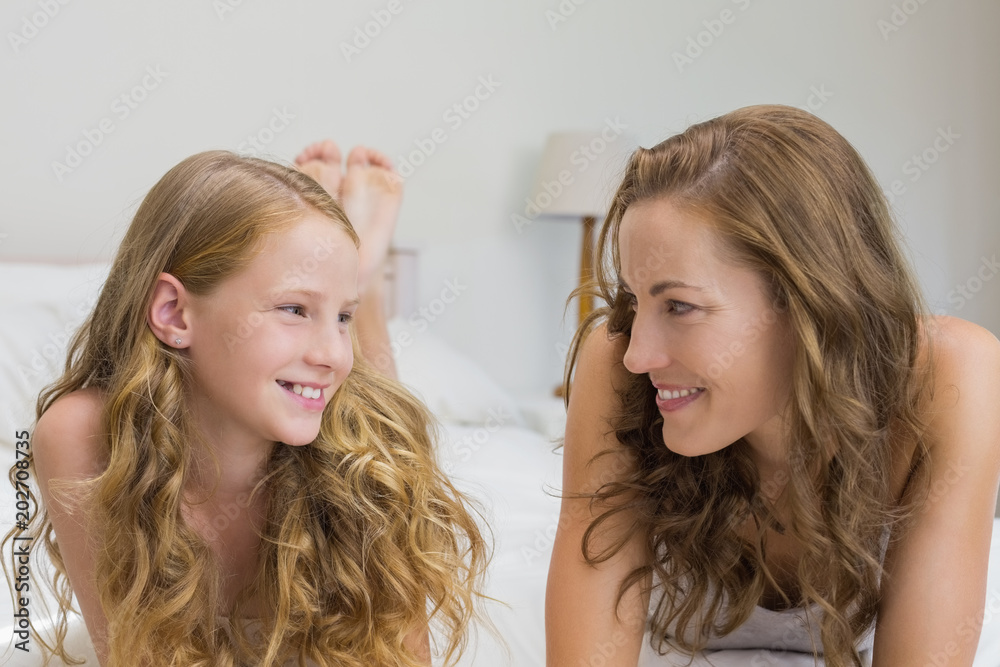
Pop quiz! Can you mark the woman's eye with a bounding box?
[338,313,354,325]
[279,305,306,317]
[668,300,695,315]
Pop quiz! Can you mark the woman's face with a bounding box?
[618,197,795,459]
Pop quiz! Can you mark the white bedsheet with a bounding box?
[441,420,1000,667]
[2,419,999,665]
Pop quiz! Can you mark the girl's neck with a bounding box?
[185,433,274,500]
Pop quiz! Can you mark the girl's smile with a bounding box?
[183,210,359,450]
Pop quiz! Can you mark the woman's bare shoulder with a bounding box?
[922,315,1000,398]
[564,322,635,487]
[571,322,631,401]
[33,387,106,480]
[919,315,1000,455]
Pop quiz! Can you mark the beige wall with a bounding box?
[1,0,997,397]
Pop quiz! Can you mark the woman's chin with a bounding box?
[661,430,728,458]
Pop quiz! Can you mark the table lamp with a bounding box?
[528,130,636,328]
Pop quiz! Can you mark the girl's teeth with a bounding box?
[658,387,704,400]
[279,381,321,400]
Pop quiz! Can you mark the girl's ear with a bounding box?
[147,273,192,348]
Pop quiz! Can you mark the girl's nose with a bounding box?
[305,321,354,372]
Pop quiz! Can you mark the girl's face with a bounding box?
[618,197,795,459]
[185,211,358,451]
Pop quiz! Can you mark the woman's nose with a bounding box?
[622,309,670,375]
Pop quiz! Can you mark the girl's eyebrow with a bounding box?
[270,287,360,310]
[271,287,323,300]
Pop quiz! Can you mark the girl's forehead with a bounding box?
[217,217,358,296]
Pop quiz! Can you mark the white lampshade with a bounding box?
[528,130,637,219]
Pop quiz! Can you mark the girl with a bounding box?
[546,105,1000,666]
[7,142,488,666]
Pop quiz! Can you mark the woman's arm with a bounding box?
[30,388,109,666]
[874,316,1000,666]
[546,323,650,667]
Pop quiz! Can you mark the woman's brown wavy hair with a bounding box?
[564,105,932,666]
[3,151,488,666]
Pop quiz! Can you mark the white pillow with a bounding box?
[0,262,110,453]
[0,265,525,448]
[388,318,525,428]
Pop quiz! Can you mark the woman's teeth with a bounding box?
[658,387,705,400]
[277,380,322,400]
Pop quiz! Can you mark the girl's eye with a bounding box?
[279,305,306,317]
[338,313,354,325]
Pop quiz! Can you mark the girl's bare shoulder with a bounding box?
[33,387,106,479]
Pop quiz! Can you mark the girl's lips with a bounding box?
[276,380,326,411]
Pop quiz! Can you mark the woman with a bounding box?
[546,105,1000,666]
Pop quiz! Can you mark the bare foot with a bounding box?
[294,140,343,199]
[341,146,402,296]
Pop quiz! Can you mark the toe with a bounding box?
[295,139,341,166]
[346,145,371,167]
[365,149,396,172]
[316,139,341,164]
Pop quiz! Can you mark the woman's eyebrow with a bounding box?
[619,278,706,296]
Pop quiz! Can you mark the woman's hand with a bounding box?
[546,323,650,667]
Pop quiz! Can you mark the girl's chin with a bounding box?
[277,429,322,447]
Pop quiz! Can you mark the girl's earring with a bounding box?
[175,338,183,346]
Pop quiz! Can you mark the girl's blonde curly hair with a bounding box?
[5,151,489,666]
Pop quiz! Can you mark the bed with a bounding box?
[0,261,998,666]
